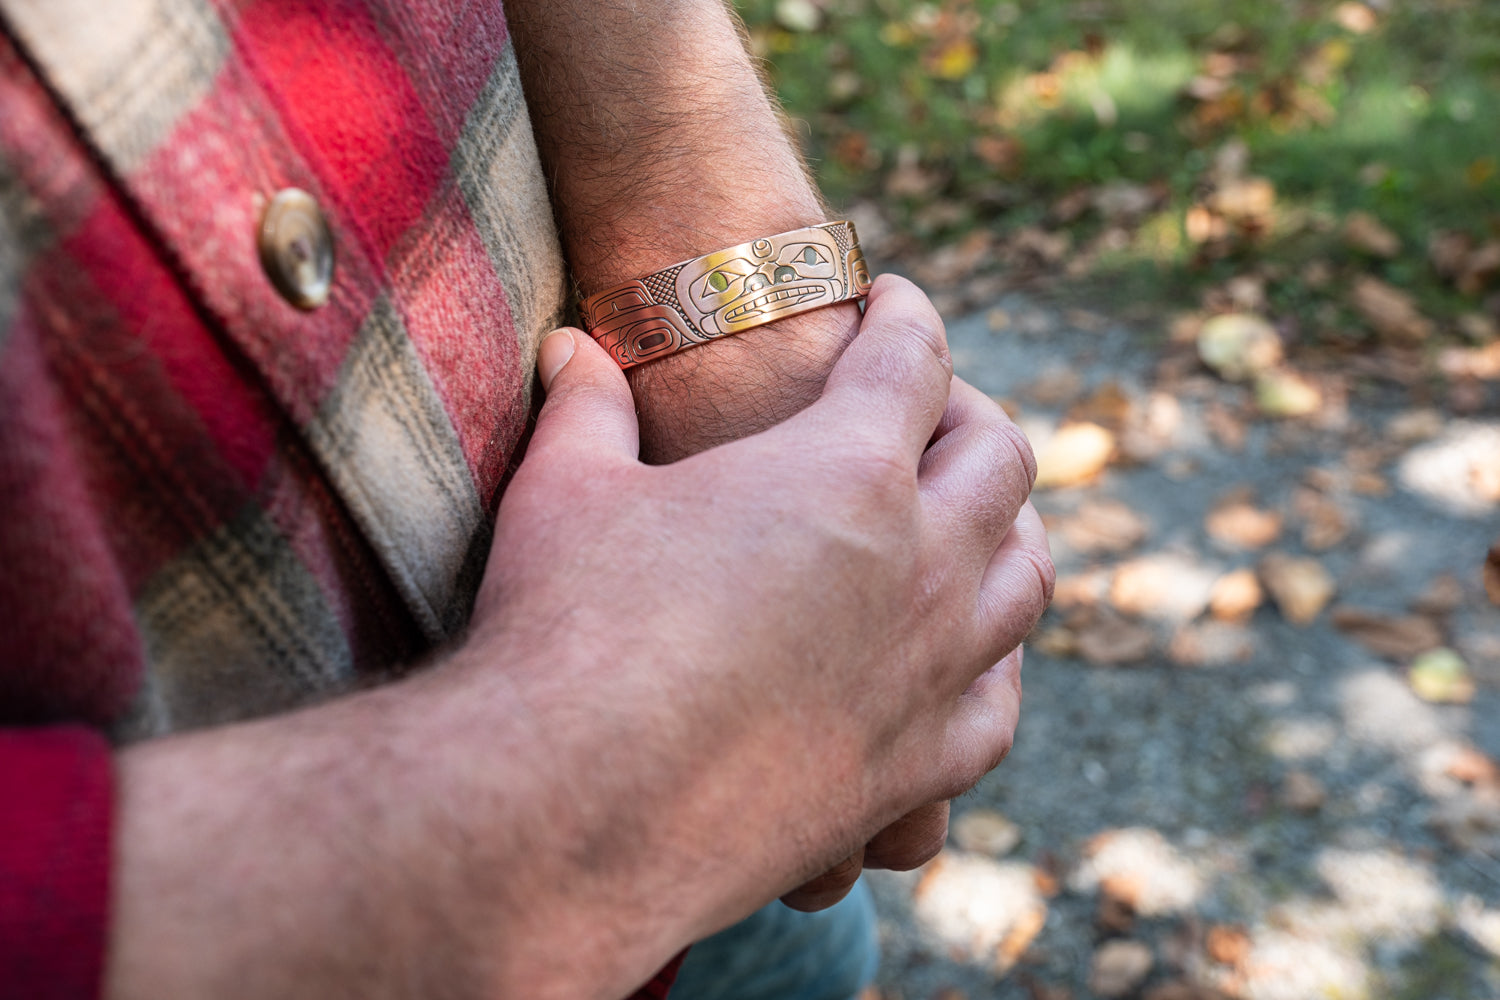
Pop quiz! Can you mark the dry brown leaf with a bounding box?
[1058,499,1151,555]
[1439,341,1500,381]
[1205,924,1252,967]
[1021,977,1072,1000]
[1168,622,1256,667]
[1350,276,1434,343]
[1204,402,1248,452]
[1110,555,1218,623]
[1052,569,1111,609]
[1035,423,1115,489]
[1280,770,1327,812]
[1292,487,1353,551]
[1068,381,1135,432]
[1485,542,1500,607]
[1210,568,1264,623]
[1030,626,1078,658]
[1208,177,1275,228]
[995,905,1049,975]
[1413,573,1466,616]
[1430,230,1475,280]
[1331,606,1444,660]
[1095,893,1137,936]
[1089,940,1154,999]
[1025,366,1085,407]
[1343,211,1400,257]
[1075,612,1156,665]
[1458,241,1500,296]
[1386,408,1444,444]
[1446,746,1500,788]
[1206,492,1283,549]
[1099,871,1145,910]
[1259,554,1336,625]
[1144,982,1233,1000]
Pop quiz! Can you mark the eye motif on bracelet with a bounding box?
[580,221,873,369]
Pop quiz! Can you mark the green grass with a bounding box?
[736,0,1500,342]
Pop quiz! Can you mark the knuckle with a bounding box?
[981,417,1038,490]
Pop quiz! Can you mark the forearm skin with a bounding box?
[506,0,861,462]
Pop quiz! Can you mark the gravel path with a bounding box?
[864,295,1500,1000]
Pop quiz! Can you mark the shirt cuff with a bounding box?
[0,726,113,1000]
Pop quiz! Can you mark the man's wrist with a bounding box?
[627,301,861,463]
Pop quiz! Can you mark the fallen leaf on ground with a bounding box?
[1035,423,1115,489]
[1210,568,1264,622]
[1446,746,1500,787]
[1052,569,1111,609]
[1259,554,1336,625]
[1074,611,1157,665]
[1067,381,1134,432]
[1169,622,1256,667]
[1292,487,1353,550]
[1439,341,1500,381]
[1280,770,1327,812]
[1350,276,1434,343]
[1095,892,1137,935]
[1255,368,1323,418]
[1430,229,1475,279]
[995,905,1049,975]
[1089,940,1154,999]
[1413,574,1466,616]
[1409,647,1475,704]
[1110,554,1220,623]
[1205,924,1252,967]
[1208,177,1276,229]
[952,809,1022,857]
[1145,983,1233,1000]
[1206,491,1283,549]
[1197,313,1283,382]
[1386,408,1444,444]
[1331,606,1444,660]
[1058,499,1150,555]
[1343,211,1400,257]
[1457,241,1500,296]
[1486,543,1500,607]
[1204,402,1248,452]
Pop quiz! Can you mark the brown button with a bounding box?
[258,188,334,310]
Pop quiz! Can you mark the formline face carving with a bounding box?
[582,222,873,369]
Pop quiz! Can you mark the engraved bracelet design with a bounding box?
[579,221,873,369]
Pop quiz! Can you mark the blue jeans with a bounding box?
[669,879,879,1000]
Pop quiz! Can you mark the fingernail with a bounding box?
[537,329,576,390]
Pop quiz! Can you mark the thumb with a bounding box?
[529,328,640,462]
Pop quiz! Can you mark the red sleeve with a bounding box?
[0,727,113,1000]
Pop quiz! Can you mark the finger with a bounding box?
[975,503,1055,665]
[918,378,1037,568]
[935,647,1024,801]
[526,328,640,462]
[779,846,865,912]
[812,274,953,463]
[863,801,950,871]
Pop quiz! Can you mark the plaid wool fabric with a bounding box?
[0,1,677,996]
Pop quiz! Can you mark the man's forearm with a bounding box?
[506,0,860,461]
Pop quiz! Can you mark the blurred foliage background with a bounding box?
[734,0,1500,355]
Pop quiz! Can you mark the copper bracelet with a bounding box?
[579,221,873,370]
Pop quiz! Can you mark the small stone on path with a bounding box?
[1088,940,1154,999]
